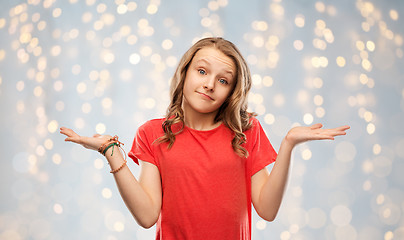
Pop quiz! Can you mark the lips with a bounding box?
[196,91,214,100]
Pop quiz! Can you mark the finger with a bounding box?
[93,134,101,138]
[333,126,350,135]
[310,123,323,129]
[319,125,349,135]
[315,132,335,139]
[64,136,83,145]
[60,127,74,131]
[322,131,345,138]
[60,127,67,133]
[60,129,70,137]
[60,129,82,144]
[325,130,347,138]
[331,125,350,132]
[312,134,336,141]
[339,125,350,131]
[60,127,69,132]
[60,130,74,137]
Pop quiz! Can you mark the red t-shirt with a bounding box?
[128,118,277,240]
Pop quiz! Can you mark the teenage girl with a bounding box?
[60,37,349,240]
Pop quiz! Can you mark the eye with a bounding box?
[198,69,206,75]
[218,79,228,85]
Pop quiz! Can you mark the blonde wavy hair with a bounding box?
[158,37,255,157]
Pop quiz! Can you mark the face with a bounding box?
[182,47,236,117]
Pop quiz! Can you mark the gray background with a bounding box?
[1,0,403,239]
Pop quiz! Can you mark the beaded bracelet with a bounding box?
[110,160,127,174]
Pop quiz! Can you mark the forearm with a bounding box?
[104,148,159,228]
[257,139,294,221]
[60,128,160,227]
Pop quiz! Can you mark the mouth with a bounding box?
[196,91,214,100]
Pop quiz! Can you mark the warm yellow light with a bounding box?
[314,95,323,106]
[366,41,375,52]
[147,4,158,15]
[302,149,312,160]
[356,41,365,51]
[96,123,106,134]
[316,19,326,29]
[336,56,346,67]
[315,2,325,12]
[295,15,305,28]
[0,49,5,61]
[367,123,375,135]
[264,114,275,125]
[52,8,62,18]
[293,40,304,51]
[303,113,314,125]
[389,9,399,21]
[373,144,381,155]
[48,120,58,133]
[117,4,128,14]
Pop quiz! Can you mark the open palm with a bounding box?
[60,127,112,151]
[285,123,350,146]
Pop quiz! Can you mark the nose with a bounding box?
[203,76,215,91]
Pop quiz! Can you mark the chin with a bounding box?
[194,107,218,115]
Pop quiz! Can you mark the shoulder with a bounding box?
[249,116,260,126]
[244,116,261,133]
[142,118,164,128]
[140,118,164,128]
[137,118,164,136]
[243,117,268,142]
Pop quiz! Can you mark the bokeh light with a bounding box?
[1,1,403,239]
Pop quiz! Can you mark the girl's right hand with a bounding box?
[60,127,112,151]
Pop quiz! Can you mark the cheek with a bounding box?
[183,72,196,88]
[224,87,234,98]
[216,89,232,104]
[182,77,194,98]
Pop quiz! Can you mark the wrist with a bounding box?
[102,142,118,155]
[98,136,123,154]
[104,145,124,160]
[98,135,127,174]
[281,135,296,150]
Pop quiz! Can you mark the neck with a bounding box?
[182,105,221,131]
[184,114,221,131]
[184,118,222,131]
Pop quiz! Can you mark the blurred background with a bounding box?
[1,0,403,239]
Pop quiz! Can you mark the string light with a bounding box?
[1,1,403,239]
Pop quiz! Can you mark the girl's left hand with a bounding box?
[285,123,350,147]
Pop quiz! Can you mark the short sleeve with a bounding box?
[128,121,158,167]
[247,118,277,176]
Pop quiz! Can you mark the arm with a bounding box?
[60,127,162,228]
[251,123,350,221]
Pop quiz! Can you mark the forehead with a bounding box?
[192,47,236,73]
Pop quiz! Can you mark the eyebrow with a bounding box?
[195,59,234,77]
